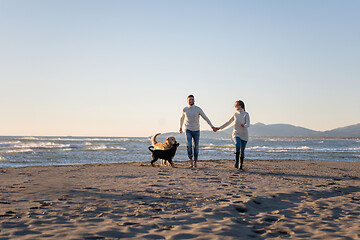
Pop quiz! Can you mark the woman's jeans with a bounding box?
[234,137,247,157]
[185,130,200,161]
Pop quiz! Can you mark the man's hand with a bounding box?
[212,127,219,132]
[179,128,183,133]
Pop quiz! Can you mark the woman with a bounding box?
[215,100,250,169]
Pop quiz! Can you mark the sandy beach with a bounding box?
[0,159,359,239]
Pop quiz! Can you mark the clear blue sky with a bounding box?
[1,0,359,136]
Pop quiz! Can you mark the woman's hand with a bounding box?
[213,127,220,132]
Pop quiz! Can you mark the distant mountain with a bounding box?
[159,122,360,139]
[319,123,360,138]
[249,123,319,137]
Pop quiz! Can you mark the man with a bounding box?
[180,95,216,167]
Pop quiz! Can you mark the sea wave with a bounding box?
[83,145,127,151]
[0,141,21,146]
[202,144,234,149]
[19,137,39,141]
[34,137,150,143]
[265,138,307,142]
[13,142,71,149]
[248,146,312,151]
[247,146,360,153]
[6,149,34,153]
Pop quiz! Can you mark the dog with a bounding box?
[148,142,179,167]
[151,133,177,166]
[151,133,176,150]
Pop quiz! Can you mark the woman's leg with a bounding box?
[239,139,247,169]
[234,137,241,168]
[240,139,247,158]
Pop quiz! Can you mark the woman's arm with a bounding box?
[243,112,250,128]
[219,115,235,130]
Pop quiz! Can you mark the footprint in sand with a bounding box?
[58,195,69,201]
[0,211,17,218]
[172,233,199,239]
[263,215,279,222]
[158,172,169,176]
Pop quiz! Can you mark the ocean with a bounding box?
[0,136,359,168]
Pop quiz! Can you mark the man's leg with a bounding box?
[193,131,200,167]
[185,130,194,167]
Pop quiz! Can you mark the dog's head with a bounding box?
[165,136,176,145]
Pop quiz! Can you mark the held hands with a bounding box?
[212,127,220,132]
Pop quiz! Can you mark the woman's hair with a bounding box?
[235,100,245,111]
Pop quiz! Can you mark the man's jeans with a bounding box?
[185,130,200,161]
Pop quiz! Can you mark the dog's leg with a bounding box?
[164,159,170,166]
[151,157,158,167]
[168,160,174,167]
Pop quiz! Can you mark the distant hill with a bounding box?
[318,123,360,138]
[249,123,319,137]
[159,122,360,139]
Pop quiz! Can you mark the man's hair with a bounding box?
[188,95,194,99]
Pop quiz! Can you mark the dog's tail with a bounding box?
[151,133,161,146]
[148,146,154,152]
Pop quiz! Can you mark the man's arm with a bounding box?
[179,110,185,133]
[199,108,215,129]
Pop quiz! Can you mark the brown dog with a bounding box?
[151,133,176,150]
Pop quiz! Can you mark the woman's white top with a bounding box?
[219,109,250,141]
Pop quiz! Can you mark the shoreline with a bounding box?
[2,157,360,169]
[1,159,359,239]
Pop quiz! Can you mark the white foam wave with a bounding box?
[0,141,21,146]
[248,146,312,151]
[35,137,149,143]
[0,156,8,162]
[6,149,34,153]
[13,142,70,149]
[347,147,360,151]
[202,144,234,149]
[265,150,289,153]
[61,148,73,151]
[265,138,307,142]
[84,145,127,151]
[247,145,360,153]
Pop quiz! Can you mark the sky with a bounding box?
[1,0,359,137]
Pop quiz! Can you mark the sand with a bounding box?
[0,159,359,239]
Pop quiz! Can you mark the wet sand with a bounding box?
[0,159,359,239]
